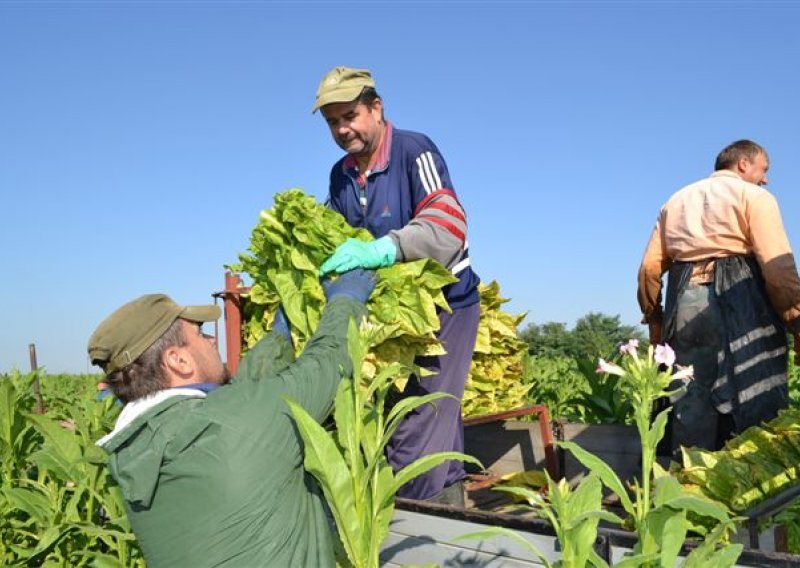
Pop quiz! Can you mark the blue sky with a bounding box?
[2,1,799,374]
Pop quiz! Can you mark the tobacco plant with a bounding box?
[563,341,742,566]
[462,342,743,567]
[522,354,587,422]
[458,472,621,567]
[564,357,634,425]
[286,320,482,568]
[0,371,143,566]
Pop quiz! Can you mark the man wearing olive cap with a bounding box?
[313,66,480,505]
[89,270,376,567]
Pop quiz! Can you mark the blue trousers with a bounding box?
[387,302,480,500]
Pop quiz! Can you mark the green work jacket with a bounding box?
[98,297,363,567]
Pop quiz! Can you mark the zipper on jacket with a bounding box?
[359,171,370,215]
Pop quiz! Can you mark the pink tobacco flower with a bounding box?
[596,358,625,377]
[654,344,676,367]
[619,339,640,355]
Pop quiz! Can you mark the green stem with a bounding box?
[636,409,650,531]
[86,468,97,525]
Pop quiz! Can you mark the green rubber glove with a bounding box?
[320,236,397,275]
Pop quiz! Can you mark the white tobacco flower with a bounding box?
[619,338,640,355]
[596,358,626,377]
[654,344,676,367]
[672,364,694,384]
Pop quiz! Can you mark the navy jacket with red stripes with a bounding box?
[327,123,479,309]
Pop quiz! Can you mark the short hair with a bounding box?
[357,86,381,106]
[104,319,187,403]
[715,140,767,171]
[357,87,384,121]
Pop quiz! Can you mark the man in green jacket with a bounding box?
[88,270,376,567]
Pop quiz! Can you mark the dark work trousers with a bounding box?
[386,301,480,500]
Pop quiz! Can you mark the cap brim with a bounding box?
[180,304,221,322]
[312,85,367,113]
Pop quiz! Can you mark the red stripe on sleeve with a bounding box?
[416,215,466,243]
[413,188,460,217]
[423,201,466,223]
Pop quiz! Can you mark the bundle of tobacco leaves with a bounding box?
[462,281,531,418]
[229,189,456,388]
[677,408,800,512]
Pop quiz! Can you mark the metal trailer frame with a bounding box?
[463,405,559,480]
[389,499,800,567]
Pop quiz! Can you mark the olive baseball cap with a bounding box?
[88,294,221,375]
[312,66,375,113]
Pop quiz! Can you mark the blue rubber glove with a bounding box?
[272,305,292,346]
[322,269,378,304]
[320,236,397,276]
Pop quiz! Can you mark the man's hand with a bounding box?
[648,320,663,346]
[320,237,396,276]
[322,269,378,304]
[794,333,800,366]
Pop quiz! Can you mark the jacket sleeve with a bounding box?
[637,212,671,324]
[233,331,295,384]
[387,148,468,270]
[246,296,365,423]
[748,190,800,331]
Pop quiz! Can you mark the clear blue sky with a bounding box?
[2,1,799,374]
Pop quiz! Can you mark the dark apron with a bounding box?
[663,255,788,433]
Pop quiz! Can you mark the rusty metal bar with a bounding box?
[28,343,45,414]
[775,524,789,554]
[464,405,546,426]
[213,272,250,375]
[464,404,560,480]
[535,405,559,481]
[222,272,245,375]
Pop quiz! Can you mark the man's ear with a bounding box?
[163,345,193,377]
[737,156,751,174]
[370,98,383,120]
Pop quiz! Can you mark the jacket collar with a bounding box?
[96,387,207,448]
[342,121,393,176]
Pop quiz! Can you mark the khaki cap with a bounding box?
[312,66,375,113]
[88,294,220,375]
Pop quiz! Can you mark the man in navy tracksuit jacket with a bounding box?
[314,66,480,504]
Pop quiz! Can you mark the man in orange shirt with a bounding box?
[638,140,800,457]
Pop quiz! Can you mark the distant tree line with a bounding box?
[519,312,647,361]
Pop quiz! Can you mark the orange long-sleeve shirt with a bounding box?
[637,170,800,329]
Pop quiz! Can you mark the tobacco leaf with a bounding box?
[676,408,800,512]
[462,281,531,417]
[230,188,456,389]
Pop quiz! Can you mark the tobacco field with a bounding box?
[5,189,800,564]
[0,371,144,566]
[5,349,800,564]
